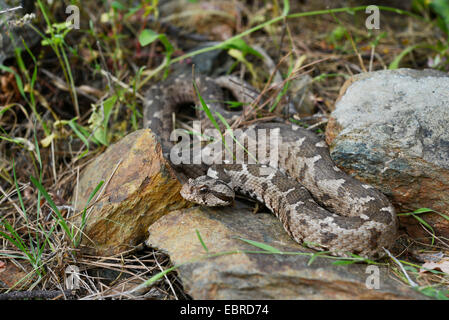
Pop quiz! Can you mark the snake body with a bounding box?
[143,73,398,258]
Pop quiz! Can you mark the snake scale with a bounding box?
[143,72,398,259]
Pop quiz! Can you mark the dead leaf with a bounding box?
[0,261,31,288]
[40,132,57,148]
[420,258,449,274]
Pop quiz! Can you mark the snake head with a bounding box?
[180,176,235,207]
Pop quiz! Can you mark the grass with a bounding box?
[0,0,448,299]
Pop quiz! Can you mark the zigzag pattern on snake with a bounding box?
[143,72,398,258]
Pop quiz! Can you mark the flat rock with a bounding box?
[326,69,449,240]
[74,129,191,256]
[147,202,426,299]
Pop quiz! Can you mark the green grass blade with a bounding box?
[215,112,257,164]
[282,0,290,16]
[307,251,331,265]
[12,159,27,219]
[0,65,27,101]
[75,180,104,247]
[236,237,282,254]
[30,176,73,241]
[269,57,294,112]
[195,229,209,253]
[389,43,438,69]
[32,128,42,172]
[0,221,34,263]
[67,118,90,158]
[412,214,435,245]
[135,265,179,290]
[193,79,221,134]
[332,259,358,265]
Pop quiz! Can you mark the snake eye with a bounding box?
[199,186,208,194]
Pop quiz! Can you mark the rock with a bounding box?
[288,74,315,116]
[74,129,191,256]
[158,0,236,41]
[147,202,426,299]
[189,42,234,77]
[326,68,449,241]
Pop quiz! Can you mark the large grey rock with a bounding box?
[147,202,426,300]
[326,68,449,240]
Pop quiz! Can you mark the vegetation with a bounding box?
[0,0,448,299]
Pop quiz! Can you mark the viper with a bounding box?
[143,72,398,259]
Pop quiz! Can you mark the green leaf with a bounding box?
[220,38,263,59]
[430,0,449,36]
[236,237,282,254]
[389,44,416,69]
[388,44,436,69]
[223,101,245,109]
[139,29,173,55]
[403,266,418,273]
[413,208,434,214]
[139,29,159,47]
[67,119,89,148]
[138,29,173,76]
[0,220,32,262]
[370,31,387,47]
[111,1,126,11]
[411,214,435,245]
[417,286,449,300]
[135,265,179,290]
[0,104,14,116]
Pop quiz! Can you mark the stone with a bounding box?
[326,68,449,240]
[158,0,236,41]
[288,74,315,116]
[147,202,427,299]
[74,129,191,256]
[189,42,234,77]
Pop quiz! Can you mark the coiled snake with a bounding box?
[143,72,398,258]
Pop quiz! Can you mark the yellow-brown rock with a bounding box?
[74,129,190,256]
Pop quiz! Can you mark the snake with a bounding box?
[143,72,398,259]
